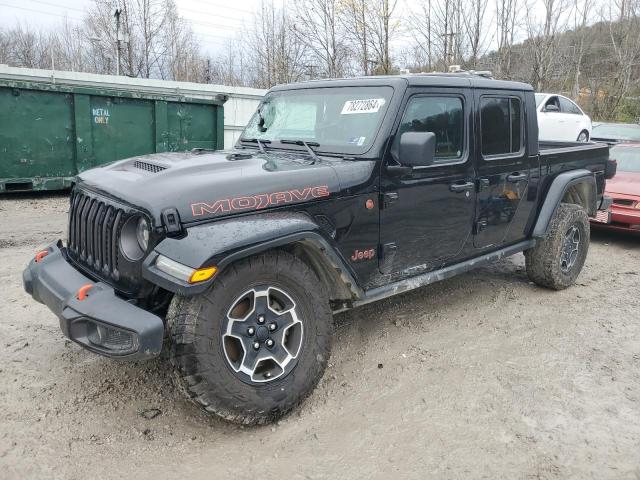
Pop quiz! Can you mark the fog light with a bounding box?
[87,322,138,352]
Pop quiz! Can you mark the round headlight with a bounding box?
[120,215,150,261]
[136,217,150,251]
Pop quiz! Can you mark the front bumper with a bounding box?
[23,242,164,360]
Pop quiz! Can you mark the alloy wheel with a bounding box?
[221,286,304,384]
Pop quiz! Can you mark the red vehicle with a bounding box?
[591,142,640,233]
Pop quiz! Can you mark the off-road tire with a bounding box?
[525,203,590,290]
[167,250,333,425]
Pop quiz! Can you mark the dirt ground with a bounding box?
[1,192,639,480]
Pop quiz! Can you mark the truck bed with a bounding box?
[538,140,610,213]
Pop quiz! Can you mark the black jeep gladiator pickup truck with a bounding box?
[23,74,613,424]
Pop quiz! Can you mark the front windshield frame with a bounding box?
[239,86,396,156]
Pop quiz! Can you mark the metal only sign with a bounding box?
[93,108,110,125]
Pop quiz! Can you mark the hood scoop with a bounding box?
[133,160,168,173]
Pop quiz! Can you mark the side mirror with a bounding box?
[544,104,560,112]
[399,131,436,167]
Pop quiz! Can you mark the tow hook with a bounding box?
[76,284,94,301]
[34,250,49,262]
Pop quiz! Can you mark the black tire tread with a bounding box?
[167,250,332,425]
[525,203,590,290]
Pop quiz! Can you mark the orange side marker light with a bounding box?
[77,284,94,301]
[188,266,218,284]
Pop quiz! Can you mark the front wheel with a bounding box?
[167,251,333,425]
[577,130,589,142]
[525,203,590,290]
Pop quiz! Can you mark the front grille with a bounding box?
[67,190,125,281]
[612,198,635,207]
[133,160,166,173]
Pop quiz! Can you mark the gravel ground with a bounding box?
[1,193,639,480]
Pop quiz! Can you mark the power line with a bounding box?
[180,6,249,23]
[0,3,83,22]
[185,0,254,15]
[189,19,245,32]
[19,0,87,14]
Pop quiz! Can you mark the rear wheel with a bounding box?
[577,130,589,142]
[525,203,590,290]
[167,251,333,425]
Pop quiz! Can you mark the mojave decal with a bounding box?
[191,185,330,217]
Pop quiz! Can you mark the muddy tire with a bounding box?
[167,251,332,425]
[525,203,590,290]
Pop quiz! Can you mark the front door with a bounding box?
[474,91,529,248]
[379,90,476,275]
[538,95,564,141]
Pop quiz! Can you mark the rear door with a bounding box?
[558,96,583,140]
[379,88,476,274]
[474,90,529,248]
[538,95,564,141]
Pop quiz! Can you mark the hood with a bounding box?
[605,171,640,197]
[77,149,376,225]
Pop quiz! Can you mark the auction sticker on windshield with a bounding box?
[341,98,386,115]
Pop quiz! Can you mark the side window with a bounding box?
[395,96,464,162]
[481,96,523,156]
[559,97,581,115]
[544,96,560,112]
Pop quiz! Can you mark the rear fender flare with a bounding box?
[532,169,596,237]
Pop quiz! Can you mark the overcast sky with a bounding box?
[1,0,539,59]
[0,0,265,55]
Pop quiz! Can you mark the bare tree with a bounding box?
[569,0,596,97]
[495,0,524,78]
[407,0,435,70]
[291,0,349,78]
[463,0,491,68]
[526,0,571,90]
[367,0,400,74]
[602,0,640,117]
[340,0,371,75]
[244,1,308,88]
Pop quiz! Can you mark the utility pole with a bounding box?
[114,8,122,76]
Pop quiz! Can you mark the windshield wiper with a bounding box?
[279,139,321,163]
[240,138,271,154]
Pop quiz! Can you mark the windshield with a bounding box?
[592,123,640,141]
[240,86,394,154]
[610,145,640,172]
[535,94,545,107]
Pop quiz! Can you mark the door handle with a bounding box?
[507,172,528,182]
[449,181,474,193]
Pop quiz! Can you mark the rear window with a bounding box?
[559,97,582,115]
[481,97,523,156]
[610,145,640,172]
[593,124,640,141]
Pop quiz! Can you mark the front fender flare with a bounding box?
[143,211,362,299]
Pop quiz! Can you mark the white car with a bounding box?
[535,93,592,142]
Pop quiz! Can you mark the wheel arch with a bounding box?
[146,212,362,302]
[532,169,596,237]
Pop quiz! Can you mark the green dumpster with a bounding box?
[0,76,225,192]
